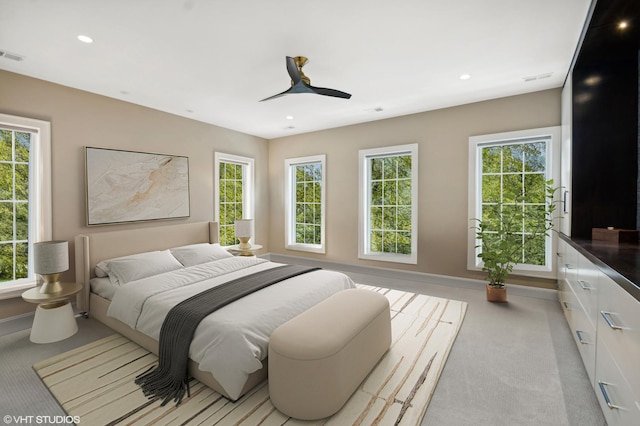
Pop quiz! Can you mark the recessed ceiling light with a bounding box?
[77,35,93,43]
[286,115,293,120]
[459,74,471,80]
[618,20,629,30]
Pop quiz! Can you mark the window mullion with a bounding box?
[285,156,325,252]
[359,145,417,264]
[215,154,253,247]
[470,127,559,275]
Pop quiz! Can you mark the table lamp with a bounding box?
[234,219,253,250]
[34,240,69,294]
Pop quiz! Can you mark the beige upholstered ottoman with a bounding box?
[268,288,391,420]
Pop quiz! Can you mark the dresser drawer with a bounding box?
[575,253,599,327]
[598,273,640,398]
[556,239,568,282]
[563,244,578,284]
[563,283,596,383]
[558,278,576,330]
[595,343,640,426]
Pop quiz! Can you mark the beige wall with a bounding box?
[0,70,269,318]
[0,70,561,319]
[268,88,561,288]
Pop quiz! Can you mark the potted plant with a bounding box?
[473,180,560,302]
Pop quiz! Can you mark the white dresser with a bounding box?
[557,237,640,426]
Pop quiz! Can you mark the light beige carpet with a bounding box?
[34,285,467,425]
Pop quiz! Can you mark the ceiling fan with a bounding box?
[260,56,352,102]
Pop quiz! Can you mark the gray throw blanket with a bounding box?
[135,264,320,406]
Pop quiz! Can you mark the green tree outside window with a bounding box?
[294,162,322,245]
[480,141,548,266]
[218,161,244,246]
[369,154,412,255]
[0,129,31,282]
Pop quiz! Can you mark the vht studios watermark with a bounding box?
[3,415,80,424]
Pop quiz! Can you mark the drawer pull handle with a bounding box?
[600,311,623,330]
[565,263,575,269]
[598,381,620,409]
[575,330,588,344]
[577,280,591,290]
[563,301,571,310]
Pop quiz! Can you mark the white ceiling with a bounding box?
[0,0,592,140]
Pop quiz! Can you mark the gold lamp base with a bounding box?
[238,237,252,250]
[39,273,64,294]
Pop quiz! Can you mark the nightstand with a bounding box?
[227,244,263,257]
[22,282,82,343]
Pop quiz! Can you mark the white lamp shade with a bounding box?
[34,240,69,274]
[234,219,253,238]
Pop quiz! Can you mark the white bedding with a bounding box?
[106,256,355,400]
[90,276,117,300]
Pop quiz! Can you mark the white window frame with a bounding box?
[0,113,52,298]
[467,126,561,279]
[359,143,418,264]
[214,152,254,247]
[284,155,326,253]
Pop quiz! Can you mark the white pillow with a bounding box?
[170,243,233,267]
[90,276,117,300]
[101,250,184,285]
[95,256,123,278]
[95,263,109,277]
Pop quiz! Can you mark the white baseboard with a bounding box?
[0,310,34,323]
[0,302,82,337]
[263,253,558,301]
[0,311,35,336]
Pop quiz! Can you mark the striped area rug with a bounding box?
[33,285,467,425]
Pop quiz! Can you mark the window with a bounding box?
[359,144,418,264]
[468,126,560,277]
[214,153,254,246]
[285,155,325,253]
[0,113,52,296]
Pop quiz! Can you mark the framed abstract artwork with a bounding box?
[85,147,190,225]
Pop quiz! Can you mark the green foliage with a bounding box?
[369,153,412,255]
[294,163,322,245]
[0,130,31,282]
[218,162,244,246]
[473,141,558,287]
[474,180,560,287]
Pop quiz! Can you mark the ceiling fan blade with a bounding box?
[259,86,294,102]
[260,81,316,102]
[286,56,301,85]
[310,86,352,99]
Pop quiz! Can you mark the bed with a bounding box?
[74,221,355,401]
